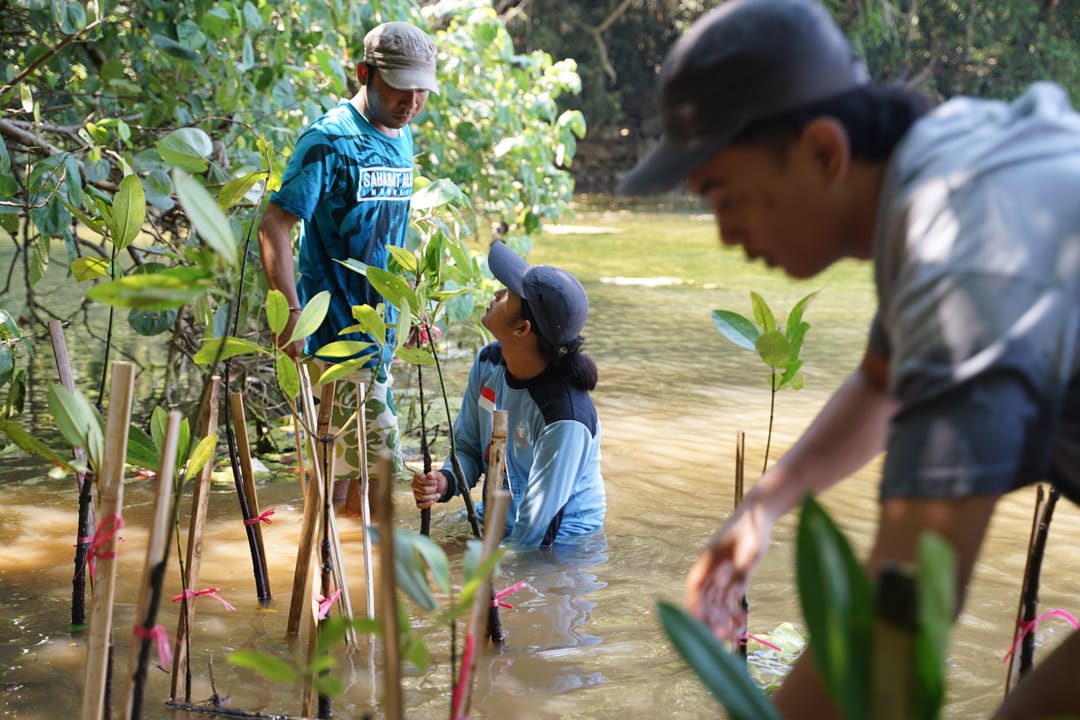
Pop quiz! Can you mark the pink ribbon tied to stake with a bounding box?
[491,581,528,609]
[315,589,342,620]
[171,587,237,612]
[244,508,276,526]
[79,513,125,580]
[134,623,173,671]
[1003,608,1080,663]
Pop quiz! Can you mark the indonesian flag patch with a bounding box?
[479,385,496,413]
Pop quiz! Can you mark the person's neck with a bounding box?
[844,161,886,260]
[350,91,399,138]
[501,342,549,382]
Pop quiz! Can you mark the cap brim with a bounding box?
[488,241,528,296]
[380,68,440,94]
[616,133,730,196]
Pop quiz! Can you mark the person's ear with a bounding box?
[799,117,850,188]
[356,64,369,86]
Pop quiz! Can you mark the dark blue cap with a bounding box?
[488,241,589,348]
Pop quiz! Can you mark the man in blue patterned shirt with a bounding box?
[258,21,438,490]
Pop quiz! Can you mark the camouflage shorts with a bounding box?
[320,363,404,483]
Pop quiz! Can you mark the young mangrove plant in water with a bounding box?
[712,290,817,471]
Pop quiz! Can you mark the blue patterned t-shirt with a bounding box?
[270,100,414,362]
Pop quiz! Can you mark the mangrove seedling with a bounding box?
[712,290,817,471]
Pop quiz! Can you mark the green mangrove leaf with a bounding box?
[47,384,94,455]
[422,234,443,279]
[411,178,467,211]
[315,616,351,655]
[401,630,430,671]
[796,495,872,720]
[401,529,451,594]
[756,330,791,369]
[368,527,440,612]
[287,290,330,345]
[265,289,289,336]
[316,341,375,360]
[786,291,818,340]
[779,360,804,390]
[218,170,263,211]
[184,434,217,482]
[387,245,418,275]
[396,347,436,366]
[226,649,297,682]
[712,310,759,351]
[58,196,107,237]
[0,419,74,471]
[86,266,213,310]
[915,533,955,720]
[125,424,159,470]
[314,674,343,698]
[394,298,410,352]
[275,353,300,401]
[156,128,211,172]
[316,357,370,387]
[128,307,177,337]
[150,406,167,456]
[110,174,145,250]
[59,0,87,33]
[348,304,386,342]
[71,256,110,281]
[750,291,777,332]
[657,601,782,720]
[174,170,238,267]
[455,537,507,606]
[787,321,810,360]
[193,337,264,365]
[365,266,417,314]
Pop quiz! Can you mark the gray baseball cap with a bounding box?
[488,241,589,349]
[362,22,439,94]
[617,0,868,195]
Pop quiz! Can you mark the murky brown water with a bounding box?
[2,209,1079,718]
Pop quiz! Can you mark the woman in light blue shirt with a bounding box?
[411,242,605,548]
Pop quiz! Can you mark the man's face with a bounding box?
[482,287,526,341]
[686,140,847,279]
[365,69,429,130]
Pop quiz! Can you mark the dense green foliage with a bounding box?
[0,0,584,413]
[507,0,1080,144]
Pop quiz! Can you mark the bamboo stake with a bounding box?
[310,377,358,648]
[123,411,181,720]
[354,381,376,620]
[734,430,748,660]
[453,488,510,720]
[229,391,271,594]
[49,319,95,631]
[484,411,509,646]
[80,361,135,720]
[483,411,508,532]
[171,376,221,702]
[375,451,402,720]
[287,364,327,637]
